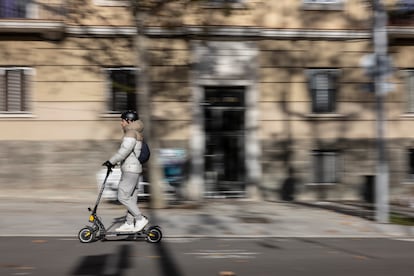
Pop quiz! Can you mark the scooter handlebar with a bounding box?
[105,166,112,176]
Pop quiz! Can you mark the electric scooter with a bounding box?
[77,166,162,243]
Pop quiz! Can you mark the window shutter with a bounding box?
[324,152,337,183]
[308,69,338,113]
[407,71,414,113]
[313,150,337,183]
[23,68,33,112]
[0,69,5,111]
[0,68,33,113]
[315,73,330,112]
[328,70,338,112]
[303,0,343,3]
[7,69,23,112]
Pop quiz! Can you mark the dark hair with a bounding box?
[120,110,139,121]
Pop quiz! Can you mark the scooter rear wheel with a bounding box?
[78,226,96,243]
[146,227,162,243]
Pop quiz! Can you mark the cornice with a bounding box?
[65,25,372,40]
[65,25,136,36]
[388,27,414,38]
[0,21,65,32]
[2,22,412,39]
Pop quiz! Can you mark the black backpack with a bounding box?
[138,141,150,164]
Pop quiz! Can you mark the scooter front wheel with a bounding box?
[78,226,96,243]
[146,227,162,243]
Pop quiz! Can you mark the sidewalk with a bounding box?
[152,200,414,238]
[0,189,414,238]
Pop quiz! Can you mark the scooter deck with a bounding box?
[102,231,147,240]
[103,225,160,239]
[105,230,146,236]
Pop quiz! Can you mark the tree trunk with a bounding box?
[134,1,166,209]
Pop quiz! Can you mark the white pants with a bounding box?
[117,172,142,224]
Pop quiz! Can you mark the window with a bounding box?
[312,150,338,184]
[209,0,244,3]
[207,0,245,7]
[93,0,129,6]
[303,0,343,3]
[0,0,36,18]
[307,69,339,113]
[405,70,414,113]
[408,149,414,180]
[0,68,33,113]
[397,0,414,11]
[104,68,137,113]
[302,0,345,10]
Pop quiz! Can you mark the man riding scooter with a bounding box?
[102,110,148,232]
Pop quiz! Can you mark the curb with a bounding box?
[0,234,400,239]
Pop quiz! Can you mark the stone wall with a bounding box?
[260,138,414,202]
[2,138,414,203]
[0,141,119,190]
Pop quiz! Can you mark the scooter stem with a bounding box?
[92,166,112,214]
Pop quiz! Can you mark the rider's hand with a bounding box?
[102,160,114,168]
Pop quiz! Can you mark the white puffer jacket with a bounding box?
[109,120,144,174]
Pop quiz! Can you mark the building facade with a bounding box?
[1,0,413,203]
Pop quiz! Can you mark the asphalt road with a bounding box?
[1,237,414,276]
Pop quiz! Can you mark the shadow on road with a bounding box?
[148,208,184,276]
[72,244,131,276]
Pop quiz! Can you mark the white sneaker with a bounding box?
[134,217,148,231]
[115,222,135,232]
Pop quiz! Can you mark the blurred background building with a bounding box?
[1,0,414,203]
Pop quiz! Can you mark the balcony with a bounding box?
[0,0,65,38]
